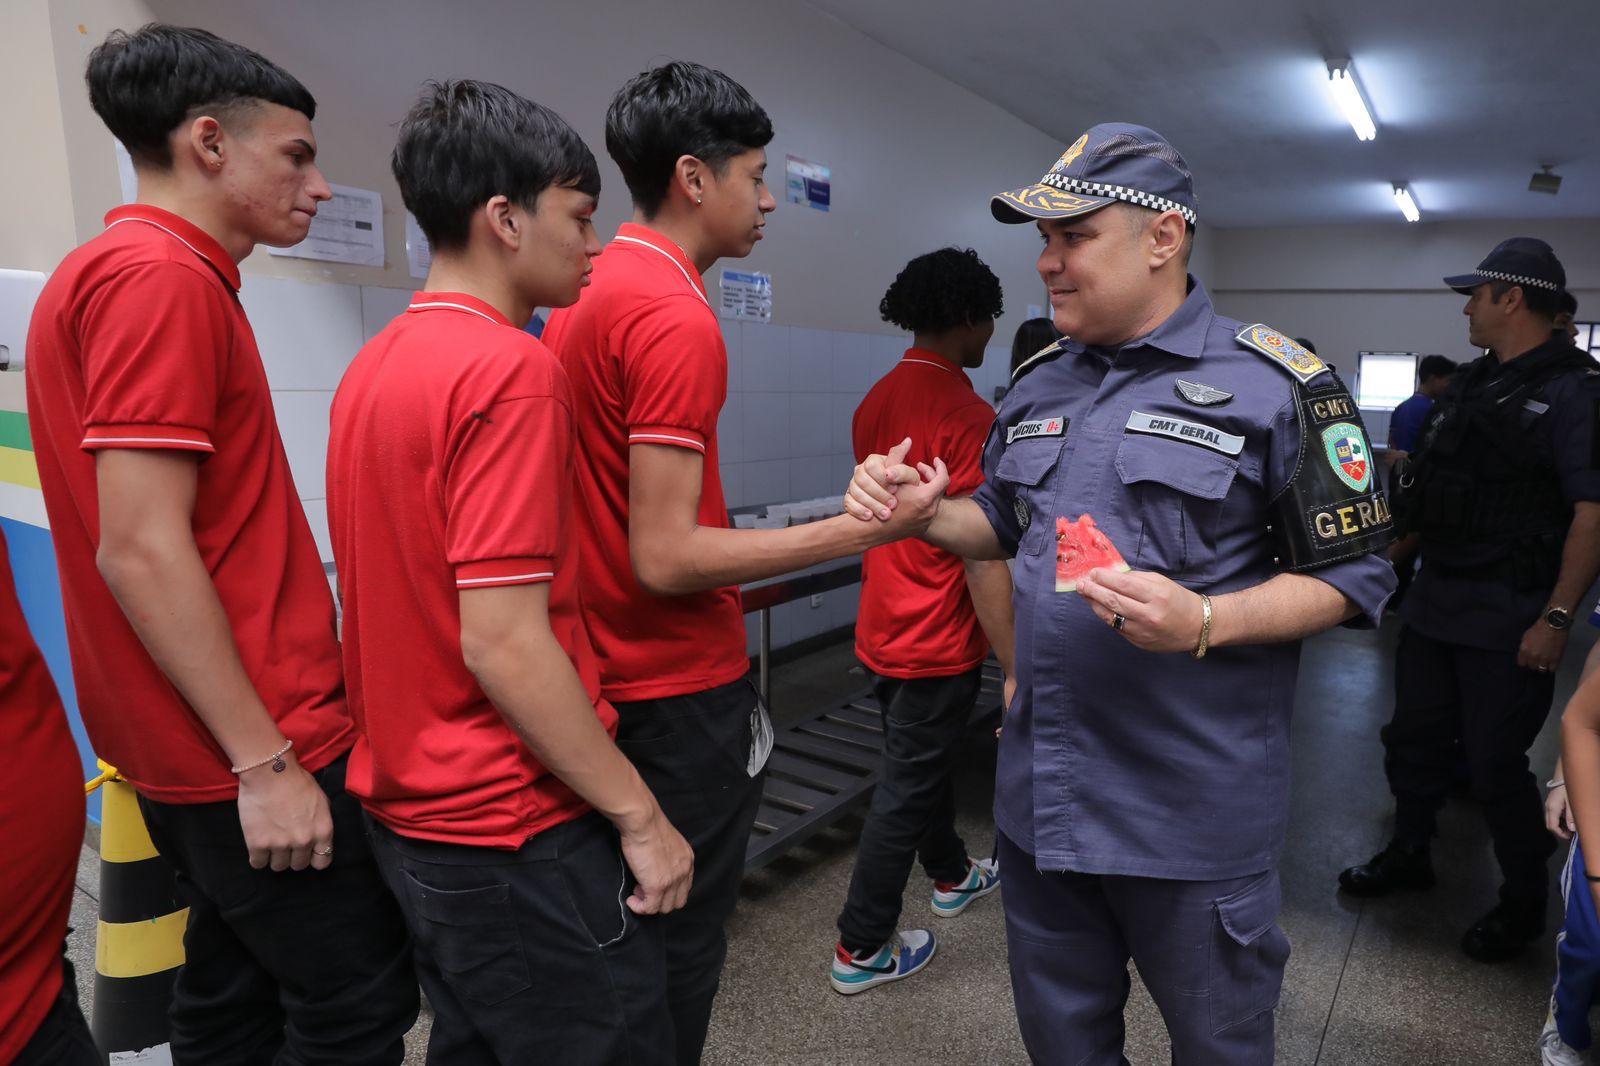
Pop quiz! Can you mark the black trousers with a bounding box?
[836,669,981,954]
[612,676,766,1066]
[1384,626,1559,904]
[368,811,673,1066]
[12,948,98,1066]
[137,754,418,1066]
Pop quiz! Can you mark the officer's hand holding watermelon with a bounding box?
[1077,567,1209,656]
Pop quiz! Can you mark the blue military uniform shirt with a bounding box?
[973,278,1395,879]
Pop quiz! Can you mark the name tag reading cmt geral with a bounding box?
[1124,411,1245,457]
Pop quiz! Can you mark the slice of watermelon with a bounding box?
[1055,514,1131,593]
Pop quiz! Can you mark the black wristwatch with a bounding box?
[1545,606,1574,631]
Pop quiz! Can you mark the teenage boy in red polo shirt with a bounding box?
[830,248,1014,994]
[329,80,692,1065]
[542,61,942,1062]
[0,529,97,1066]
[26,26,416,1064]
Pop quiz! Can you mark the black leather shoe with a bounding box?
[1461,901,1545,963]
[1337,843,1435,897]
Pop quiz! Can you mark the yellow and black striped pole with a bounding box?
[87,760,184,1059]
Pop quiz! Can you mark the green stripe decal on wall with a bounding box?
[0,410,31,453]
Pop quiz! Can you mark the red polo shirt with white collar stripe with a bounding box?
[25,204,353,801]
[852,348,996,678]
[542,224,748,702]
[328,292,614,846]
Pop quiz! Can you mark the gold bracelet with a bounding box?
[1191,595,1213,660]
[231,738,293,775]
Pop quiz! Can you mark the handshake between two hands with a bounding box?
[841,437,950,539]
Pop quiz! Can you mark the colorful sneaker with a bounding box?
[829,930,937,995]
[1539,1009,1587,1066]
[931,857,1000,918]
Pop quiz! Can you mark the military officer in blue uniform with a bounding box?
[844,123,1395,1065]
[1339,239,1600,964]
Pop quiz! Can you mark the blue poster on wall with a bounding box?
[786,155,831,211]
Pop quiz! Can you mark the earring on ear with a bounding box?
[696,197,703,206]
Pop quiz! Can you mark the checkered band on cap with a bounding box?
[1039,172,1197,224]
[1477,268,1560,291]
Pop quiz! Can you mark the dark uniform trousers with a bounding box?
[612,676,767,1066]
[1384,625,1558,903]
[998,833,1287,1066]
[136,754,419,1066]
[836,667,982,955]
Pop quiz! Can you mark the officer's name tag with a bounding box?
[1523,399,1550,416]
[1007,415,1067,444]
[1125,411,1244,456]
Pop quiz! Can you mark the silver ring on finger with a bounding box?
[314,846,334,857]
[1112,613,1126,632]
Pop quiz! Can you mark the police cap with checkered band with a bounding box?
[1443,237,1566,296]
[991,122,1198,226]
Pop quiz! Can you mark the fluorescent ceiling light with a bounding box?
[1326,62,1377,141]
[1392,185,1420,222]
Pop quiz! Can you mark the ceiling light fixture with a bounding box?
[1529,165,1562,195]
[1326,60,1377,141]
[1393,184,1420,223]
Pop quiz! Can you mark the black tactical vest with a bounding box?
[1395,343,1593,581]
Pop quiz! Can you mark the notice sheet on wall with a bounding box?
[268,184,385,268]
[404,212,432,279]
[719,269,772,322]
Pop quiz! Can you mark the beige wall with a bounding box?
[1,0,80,273]
[43,0,1066,339]
[1208,219,1600,368]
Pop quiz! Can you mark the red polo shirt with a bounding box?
[0,530,85,1063]
[853,349,995,678]
[26,205,352,802]
[328,292,614,847]
[542,224,748,702]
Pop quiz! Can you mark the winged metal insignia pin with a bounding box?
[1175,379,1234,406]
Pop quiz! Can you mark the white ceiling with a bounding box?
[807,0,1600,227]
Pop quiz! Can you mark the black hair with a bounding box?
[605,61,773,216]
[86,24,315,169]
[1488,279,1561,320]
[1418,355,1458,382]
[393,80,601,254]
[1557,290,1578,317]
[878,248,1004,335]
[1293,337,1318,355]
[1010,318,1062,376]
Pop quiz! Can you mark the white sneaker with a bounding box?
[829,929,938,995]
[1540,1011,1588,1066]
[931,856,1000,918]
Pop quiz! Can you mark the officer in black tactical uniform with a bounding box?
[1340,238,1600,963]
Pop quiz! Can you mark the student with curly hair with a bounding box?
[829,247,1015,994]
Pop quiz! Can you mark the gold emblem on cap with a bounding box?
[1052,134,1088,174]
[1003,186,1101,214]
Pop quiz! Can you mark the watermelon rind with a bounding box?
[1055,561,1131,594]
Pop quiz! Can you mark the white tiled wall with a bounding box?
[246,281,1011,656]
[716,319,1010,517]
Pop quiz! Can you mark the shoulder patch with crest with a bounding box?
[1236,324,1329,384]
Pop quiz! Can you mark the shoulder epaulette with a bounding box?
[1011,339,1068,384]
[1235,323,1330,385]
